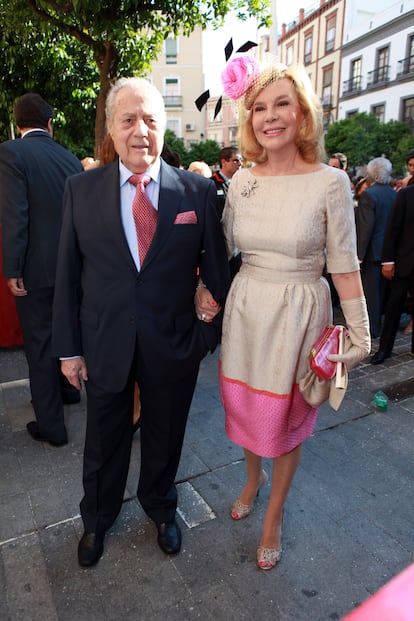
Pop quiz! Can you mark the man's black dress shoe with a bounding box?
[370,350,391,365]
[78,532,105,567]
[26,421,68,447]
[156,521,181,555]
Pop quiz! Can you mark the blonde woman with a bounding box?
[197,57,370,570]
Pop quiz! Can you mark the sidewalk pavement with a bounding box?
[0,327,413,621]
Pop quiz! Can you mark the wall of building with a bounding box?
[151,28,206,146]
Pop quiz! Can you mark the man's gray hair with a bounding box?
[105,77,166,127]
[366,157,393,184]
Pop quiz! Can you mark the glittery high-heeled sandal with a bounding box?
[230,469,268,520]
[256,510,284,570]
[256,545,282,570]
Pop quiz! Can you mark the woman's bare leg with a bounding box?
[260,444,302,549]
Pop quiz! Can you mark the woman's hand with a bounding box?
[194,286,221,323]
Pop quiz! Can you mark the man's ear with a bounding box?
[47,118,53,136]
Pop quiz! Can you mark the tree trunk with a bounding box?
[94,41,119,158]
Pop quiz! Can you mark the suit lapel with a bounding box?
[99,162,138,272]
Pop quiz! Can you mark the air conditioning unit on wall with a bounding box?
[185,123,196,131]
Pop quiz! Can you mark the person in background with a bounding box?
[355,157,396,338]
[161,143,182,168]
[0,93,83,446]
[52,77,230,567]
[212,57,370,570]
[211,146,243,219]
[370,183,414,363]
[188,160,212,177]
[328,152,347,171]
[81,156,98,170]
[401,149,414,188]
[353,177,371,208]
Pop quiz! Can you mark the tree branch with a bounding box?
[26,0,98,49]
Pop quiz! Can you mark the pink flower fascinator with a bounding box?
[221,55,261,100]
[195,38,258,118]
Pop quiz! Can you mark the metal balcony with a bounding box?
[397,55,414,78]
[322,94,334,109]
[342,76,362,97]
[163,95,183,108]
[367,66,390,88]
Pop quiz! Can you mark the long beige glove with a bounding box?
[328,297,371,370]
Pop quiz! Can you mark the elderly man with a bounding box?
[355,157,396,338]
[52,77,229,566]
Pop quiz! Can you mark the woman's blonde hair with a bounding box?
[239,63,325,165]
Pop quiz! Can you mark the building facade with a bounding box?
[149,2,413,154]
[339,0,414,132]
[150,28,206,147]
[277,0,346,130]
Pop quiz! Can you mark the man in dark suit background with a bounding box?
[0,93,83,446]
[211,146,242,219]
[355,157,396,338]
[371,184,414,363]
[211,146,242,278]
[52,77,230,567]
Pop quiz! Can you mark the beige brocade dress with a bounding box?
[219,166,359,458]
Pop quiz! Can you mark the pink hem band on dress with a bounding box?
[220,370,318,458]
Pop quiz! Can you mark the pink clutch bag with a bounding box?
[309,324,342,380]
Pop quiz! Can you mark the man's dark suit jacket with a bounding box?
[52,159,230,392]
[0,131,83,287]
[381,185,414,276]
[356,183,397,262]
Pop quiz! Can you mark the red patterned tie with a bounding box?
[129,174,158,265]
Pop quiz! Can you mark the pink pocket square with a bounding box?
[174,210,198,224]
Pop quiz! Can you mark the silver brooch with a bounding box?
[241,178,258,197]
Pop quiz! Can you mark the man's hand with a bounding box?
[7,278,27,296]
[61,357,88,390]
[381,264,395,280]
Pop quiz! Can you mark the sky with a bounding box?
[275,0,310,28]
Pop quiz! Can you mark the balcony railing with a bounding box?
[322,94,334,109]
[397,55,414,78]
[163,95,182,108]
[367,66,390,88]
[342,76,362,96]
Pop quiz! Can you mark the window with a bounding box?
[372,104,385,123]
[326,14,336,53]
[346,109,358,118]
[167,118,181,136]
[261,34,270,53]
[351,58,362,91]
[164,78,182,108]
[402,97,414,132]
[322,67,333,108]
[286,44,294,66]
[398,35,414,76]
[376,46,389,82]
[165,77,179,95]
[209,107,222,124]
[165,37,178,64]
[304,33,313,65]
[407,35,414,73]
